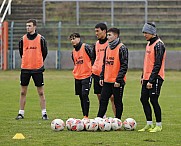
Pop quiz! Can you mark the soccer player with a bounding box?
[138,22,166,132]
[92,23,116,117]
[15,19,48,120]
[97,28,128,120]
[70,33,92,119]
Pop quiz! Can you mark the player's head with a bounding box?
[142,22,156,41]
[26,19,37,34]
[107,28,120,42]
[69,33,81,46]
[95,23,107,40]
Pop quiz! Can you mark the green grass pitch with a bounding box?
[0,70,180,146]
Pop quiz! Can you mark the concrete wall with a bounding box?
[13,50,181,70]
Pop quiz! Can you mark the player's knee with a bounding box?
[82,89,89,97]
[150,98,158,106]
[38,91,44,97]
[100,96,108,103]
[21,91,26,96]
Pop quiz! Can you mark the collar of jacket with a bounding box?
[74,41,83,51]
[108,38,120,50]
[98,37,107,44]
[148,35,159,46]
[27,32,38,40]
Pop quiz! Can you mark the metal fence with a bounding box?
[42,0,148,26]
[7,20,181,70]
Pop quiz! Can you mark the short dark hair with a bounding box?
[95,23,107,32]
[107,28,120,36]
[26,19,37,26]
[69,33,80,39]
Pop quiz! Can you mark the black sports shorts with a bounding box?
[20,72,44,87]
[75,76,92,95]
[92,74,102,94]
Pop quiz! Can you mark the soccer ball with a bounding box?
[71,119,84,131]
[85,119,98,131]
[123,118,137,131]
[98,119,111,131]
[106,117,113,123]
[111,118,122,131]
[51,119,65,131]
[82,118,90,129]
[94,117,103,123]
[66,118,75,131]
[104,117,112,124]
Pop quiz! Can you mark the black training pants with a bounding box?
[75,77,92,117]
[97,82,124,119]
[140,79,163,122]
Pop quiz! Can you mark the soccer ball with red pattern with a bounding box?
[51,119,65,131]
[98,119,112,131]
[123,118,137,131]
[71,119,84,131]
[111,118,122,131]
[85,119,98,131]
[66,118,75,130]
[82,118,90,129]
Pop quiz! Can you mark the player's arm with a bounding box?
[149,41,165,83]
[85,44,93,65]
[100,48,107,81]
[71,52,75,65]
[116,45,128,85]
[19,37,23,58]
[99,49,107,86]
[92,44,96,65]
[41,36,48,61]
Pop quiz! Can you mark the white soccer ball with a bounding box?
[71,119,84,131]
[123,118,137,131]
[104,117,112,124]
[85,119,98,131]
[111,118,122,131]
[51,119,65,131]
[106,117,113,123]
[66,118,75,130]
[82,118,90,129]
[94,117,103,123]
[98,119,111,131]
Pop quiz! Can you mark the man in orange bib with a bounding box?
[92,23,116,117]
[97,28,128,120]
[138,22,166,132]
[70,33,92,119]
[15,19,48,120]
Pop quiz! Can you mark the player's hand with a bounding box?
[99,80,104,86]
[146,82,153,89]
[114,82,120,87]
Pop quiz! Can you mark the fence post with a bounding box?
[43,0,46,25]
[9,21,14,69]
[2,21,8,70]
[76,1,79,25]
[144,0,148,23]
[0,21,2,70]
[57,21,61,69]
[111,0,114,26]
